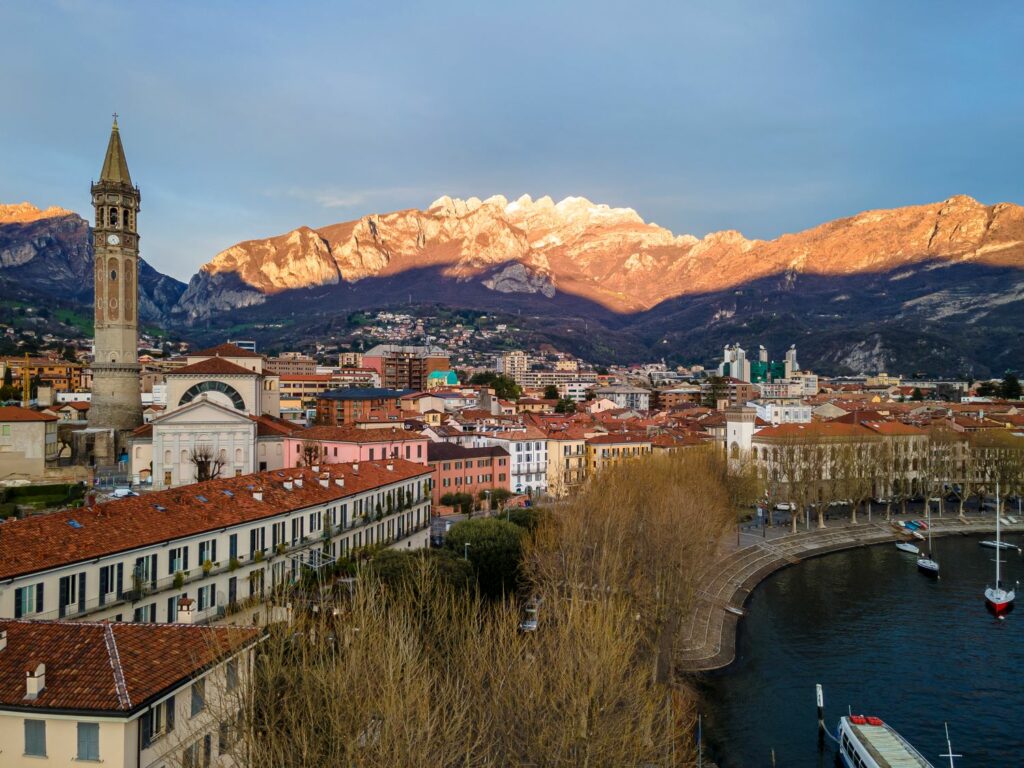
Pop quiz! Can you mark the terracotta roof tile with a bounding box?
[0,460,431,581]
[0,620,259,713]
[167,358,259,376]
[299,425,425,443]
[0,406,57,423]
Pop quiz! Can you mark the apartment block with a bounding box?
[0,460,432,626]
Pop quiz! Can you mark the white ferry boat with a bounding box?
[837,714,934,768]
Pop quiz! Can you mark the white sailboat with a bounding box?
[917,502,939,577]
[984,481,1015,616]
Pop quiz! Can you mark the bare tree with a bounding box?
[189,444,225,482]
[301,440,322,468]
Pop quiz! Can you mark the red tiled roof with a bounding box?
[0,406,57,422]
[167,358,258,376]
[0,460,431,581]
[251,413,297,438]
[0,620,259,713]
[63,401,91,411]
[586,432,652,445]
[860,421,928,436]
[189,343,261,358]
[299,425,426,443]
[754,422,874,439]
[130,423,153,438]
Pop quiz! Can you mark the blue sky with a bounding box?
[2,1,1022,282]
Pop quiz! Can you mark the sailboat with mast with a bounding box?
[916,500,939,577]
[984,481,1015,615]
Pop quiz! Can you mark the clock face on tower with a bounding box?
[106,233,120,246]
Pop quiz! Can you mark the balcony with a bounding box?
[31,501,432,623]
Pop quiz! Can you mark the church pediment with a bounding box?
[151,397,255,426]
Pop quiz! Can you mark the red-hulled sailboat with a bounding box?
[984,481,1015,616]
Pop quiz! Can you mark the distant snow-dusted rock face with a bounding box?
[168,193,1024,319]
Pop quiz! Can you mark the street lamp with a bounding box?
[463,542,471,561]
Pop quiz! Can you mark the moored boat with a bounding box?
[837,714,935,768]
[984,482,1016,616]
[979,539,1020,552]
[896,541,920,555]
[917,504,939,577]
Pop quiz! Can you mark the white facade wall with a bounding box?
[0,476,432,626]
[472,435,547,495]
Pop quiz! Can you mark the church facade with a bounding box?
[129,344,290,489]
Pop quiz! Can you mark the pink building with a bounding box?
[287,425,429,467]
[426,443,511,507]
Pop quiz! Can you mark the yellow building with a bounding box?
[545,427,589,497]
[585,433,652,474]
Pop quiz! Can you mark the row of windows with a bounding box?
[513,442,546,452]
[24,719,99,760]
[440,474,505,487]
[10,482,425,619]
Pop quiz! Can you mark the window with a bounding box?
[77,722,100,761]
[191,679,206,717]
[24,719,46,757]
[14,583,43,618]
[249,527,265,557]
[226,659,239,691]
[169,546,190,574]
[59,573,84,617]
[198,539,217,567]
[228,533,238,560]
[1,424,9,436]
[197,584,216,611]
[133,603,156,623]
[98,563,121,606]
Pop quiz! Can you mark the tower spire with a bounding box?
[99,114,132,186]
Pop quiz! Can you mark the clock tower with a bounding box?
[89,115,143,440]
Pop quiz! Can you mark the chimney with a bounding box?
[0,630,6,652]
[25,663,45,700]
[283,480,293,491]
[312,464,320,473]
[252,487,264,501]
[386,462,394,471]
[334,477,345,488]
[352,462,359,473]
[177,597,195,624]
[294,477,303,488]
[319,473,330,489]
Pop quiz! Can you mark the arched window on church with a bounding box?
[109,208,118,227]
[235,448,243,465]
[164,450,171,464]
[180,449,188,465]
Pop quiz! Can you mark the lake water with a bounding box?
[700,532,1024,767]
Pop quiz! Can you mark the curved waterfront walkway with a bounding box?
[678,515,1024,673]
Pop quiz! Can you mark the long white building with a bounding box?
[0,459,432,626]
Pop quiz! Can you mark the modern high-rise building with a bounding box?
[362,344,449,390]
[496,350,530,381]
[88,117,143,455]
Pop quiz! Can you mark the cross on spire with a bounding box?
[112,112,119,128]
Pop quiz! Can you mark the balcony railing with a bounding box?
[29,501,431,622]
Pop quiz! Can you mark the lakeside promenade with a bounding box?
[678,514,1024,673]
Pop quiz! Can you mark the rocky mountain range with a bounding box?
[2,195,1023,376]
[0,203,186,322]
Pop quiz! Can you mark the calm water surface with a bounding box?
[701,533,1024,767]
